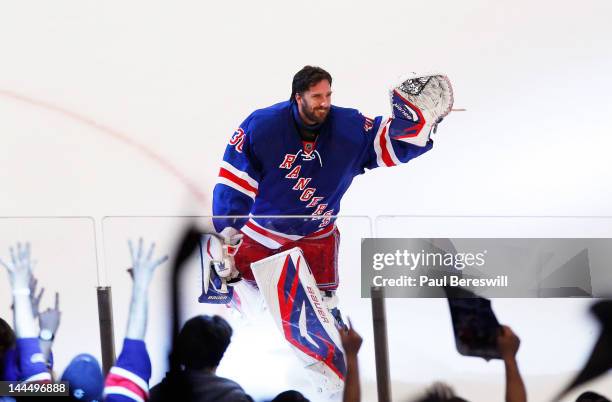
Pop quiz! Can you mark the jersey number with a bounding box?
[229,128,245,153]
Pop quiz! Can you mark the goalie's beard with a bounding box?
[300,97,330,125]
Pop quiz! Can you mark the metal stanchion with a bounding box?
[371,286,391,402]
[97,286,116,374]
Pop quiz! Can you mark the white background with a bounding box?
[1,0,612,401]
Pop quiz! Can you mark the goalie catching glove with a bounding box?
[389,73,454,147]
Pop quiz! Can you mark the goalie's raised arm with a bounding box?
[390,73,454,147]
[362,73,454,170]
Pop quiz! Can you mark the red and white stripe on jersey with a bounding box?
[217,161,259,200]
[241,219,337,249]
[373,117,401,167]
[241,219,302,249]
[104,366,149,402]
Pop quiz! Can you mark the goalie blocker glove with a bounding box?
[199,232,242,305]
[389,73,454,147]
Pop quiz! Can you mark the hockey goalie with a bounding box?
[201,68,454,393]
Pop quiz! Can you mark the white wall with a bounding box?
[1,0,612,401]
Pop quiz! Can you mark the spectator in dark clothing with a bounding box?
[150,315,252,402]
[270,390,310,402]
[0,318,15,353]
[413,383,468,402]
[409,325,526,402]
[0,317,16,379]
[576,391,611,402]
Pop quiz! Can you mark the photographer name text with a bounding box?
[372,275,509,288]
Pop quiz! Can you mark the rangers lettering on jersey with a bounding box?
[299,188,316,201]
[306,197,324,208]
[279,154,297,169]
[280,153,330,217]
[292,177,311,191]
[312,204,327,215]
[285,166,301,178]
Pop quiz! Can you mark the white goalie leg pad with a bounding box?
[250,247,346,394]
[389,72,454,147]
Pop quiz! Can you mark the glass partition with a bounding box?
[373,216,612,401]
[0,217,100,376]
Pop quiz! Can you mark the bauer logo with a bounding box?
[392,91,419,122]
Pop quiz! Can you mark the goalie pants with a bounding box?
[235,227,340,290]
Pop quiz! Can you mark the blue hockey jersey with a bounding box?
[1,338,51,383]
[104,339,151,402]
[212,101,432,249]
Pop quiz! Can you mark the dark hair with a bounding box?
[271,390,310,402]
[174,315,233,370]
[412,382,469,402]
[290,66,332,101]
[576,392,611,402]
[0,317,15,356]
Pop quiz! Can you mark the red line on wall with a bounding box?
[0,89,207,205]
